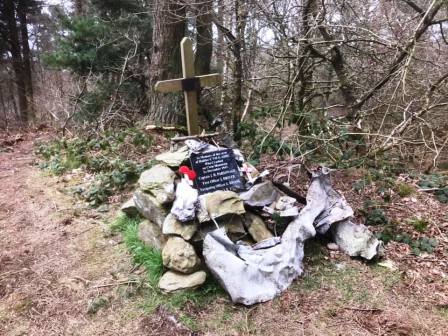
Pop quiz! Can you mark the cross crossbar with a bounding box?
[154,37,222,135]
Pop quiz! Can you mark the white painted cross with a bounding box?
[154,37,222,135]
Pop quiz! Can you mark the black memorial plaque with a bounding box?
[190,149,243,195]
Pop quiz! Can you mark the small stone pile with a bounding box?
[120,140,304,293]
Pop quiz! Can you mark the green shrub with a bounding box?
[407,217,430,233]
[419,174,448,203]
[395,183,415,198]
[365,208,389,226]
[35,129,154,206]
[395,234,438,255]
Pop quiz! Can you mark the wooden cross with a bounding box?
[154,37,222,135]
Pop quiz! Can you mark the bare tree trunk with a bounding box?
[18,0,34,121]
[232,0,246,135]
[0,86,8,130]
[4,0,28,124]
[215,0,224,72]
[195,0,213,75]
[310,0,357,115]
[147,0,186,126]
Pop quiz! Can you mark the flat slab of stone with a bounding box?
[197,190,245,223]
[133,190,167,227]
[159,270,206,292]
[155,146,189,167]
[239,181,279,207]
[120,198,138,216]
[162,213,197,240]
[244,212,273,242]
[138,220,166,250]
[162,236,201,273]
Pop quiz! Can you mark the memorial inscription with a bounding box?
[190,149,243,195]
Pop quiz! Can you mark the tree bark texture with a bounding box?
[194,0,213,75]
[147,0,186,126]
[17,0,34,120]
[3,0,29,124]
[232,0,245,135]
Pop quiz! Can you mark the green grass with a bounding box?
[111,214,163,285]
[407,217,430,233]
[395,182,415,197]
[110,213,224,327]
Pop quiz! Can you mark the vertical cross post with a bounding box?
[154,37,222,136]
[180,38,199,135]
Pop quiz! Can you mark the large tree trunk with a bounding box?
[4,0,29,124]
[147,0,186,126]
[194,0,214,125]
[17,0,34,121]
[194,0,213,75]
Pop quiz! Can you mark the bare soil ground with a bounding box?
[0,134,158,335]
[1,132,448,335]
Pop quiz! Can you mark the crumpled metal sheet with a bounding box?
[204,167,360,305]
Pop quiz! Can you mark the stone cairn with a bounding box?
[120,138,382,298]
[120,138,307,292]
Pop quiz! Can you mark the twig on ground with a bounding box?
[0,268,29,280]
[171,132,221,142]
[419,187,441,192]
[91,279,139,289]
[343,307,383,312]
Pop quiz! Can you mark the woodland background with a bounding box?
[1,2,448,334]
[1,0,448,169]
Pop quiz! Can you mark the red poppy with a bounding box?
[179,165,190,174]
[186,170,197,180]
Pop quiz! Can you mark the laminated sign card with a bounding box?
[190,149,244,195]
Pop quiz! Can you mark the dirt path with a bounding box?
[0,136,151,335]
[1,134,448,336]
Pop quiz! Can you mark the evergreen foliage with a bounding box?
[44,0,152,123]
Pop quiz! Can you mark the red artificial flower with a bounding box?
[179,165,190,174]
[186,170,197,180]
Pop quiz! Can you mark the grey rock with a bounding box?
[138,220,166,250]
[170,180,199,222]
[191,223,218,243]
[162,213,197,240]
[223,215,246,235]
[239,181,279,207]
[332,220,384,260]
[133,190,167,227]
[162,236,201,273]
[232,149,245,162]
[275,196,296,211]
[120,198,138,216]
[197,191,245,223]
[158,270,206,292]
[155,146,189,167]
[138,164,175,204]
[244,212,273,242]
